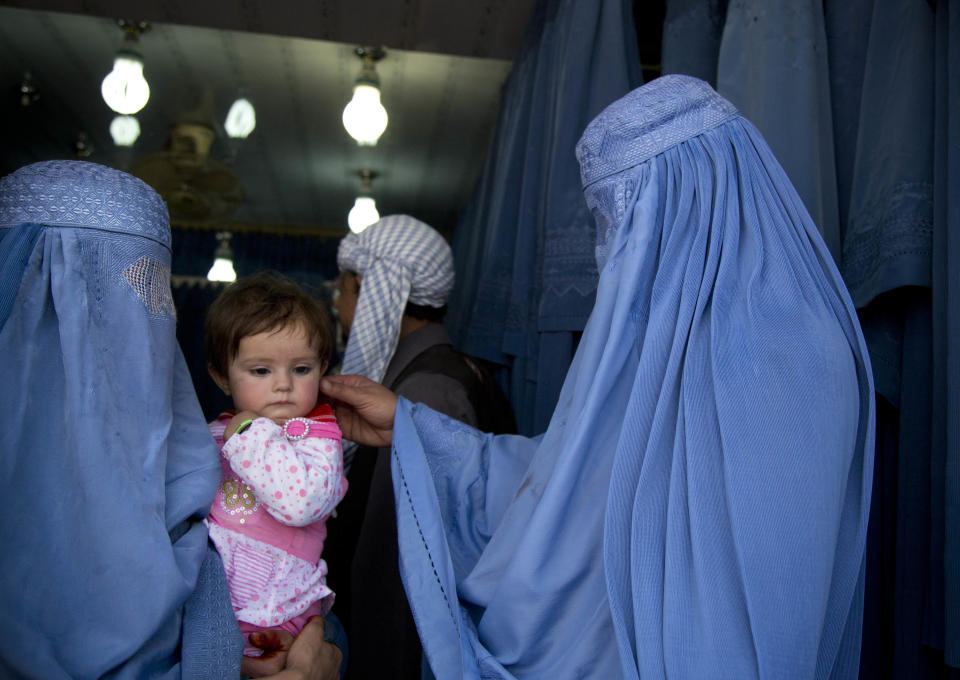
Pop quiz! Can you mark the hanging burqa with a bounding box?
[446,0,642,435]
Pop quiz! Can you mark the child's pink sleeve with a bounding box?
[220,417,346,526]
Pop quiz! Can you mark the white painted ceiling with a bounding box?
[0,0,538,234]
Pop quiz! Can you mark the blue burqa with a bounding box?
[0,161,243,678]
[390,76,875,678]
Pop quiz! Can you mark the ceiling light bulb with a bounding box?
[207,232,237,282]
[348,196,379,233]
[109,115,140,146]
[207,257,237,282]
[342,84,388,146]
[101,51,150,115]
[225,97,256,138]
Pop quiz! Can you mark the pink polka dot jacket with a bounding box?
[205,404,348,633]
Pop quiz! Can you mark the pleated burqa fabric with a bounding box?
[390,76,875,678]
[0,161,242,679]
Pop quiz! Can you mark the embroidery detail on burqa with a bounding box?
[124,256,176,317]
[0,160,170,249]
[585,173,641,271]
[575,74,739,189]
[841,180,933,304]
[539,188,600,320]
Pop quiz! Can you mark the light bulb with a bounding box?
[207,257,237,282]
[225,97,256,138]
[101,51,150,115]
[342,84,388,146]
[348,196,380,233]
[109,115,140,146]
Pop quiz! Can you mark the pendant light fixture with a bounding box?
[225,97,256,138]
[109,115,140,146]
[206,231,237,282]
[342,47,388,146]
[101,20,151,115]
[347,170,380,233]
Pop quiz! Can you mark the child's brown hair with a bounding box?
[205,270,334,379]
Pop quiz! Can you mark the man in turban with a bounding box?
[324,214,514,679]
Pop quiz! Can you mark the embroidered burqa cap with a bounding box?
[389,75,875,678]
[0,161,241,678]
[337,214,454,382]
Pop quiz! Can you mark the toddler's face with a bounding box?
[221,324,325,423]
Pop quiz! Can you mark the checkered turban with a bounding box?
[337,214,454,382]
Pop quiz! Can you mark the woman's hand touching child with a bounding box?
[319,374,398,448]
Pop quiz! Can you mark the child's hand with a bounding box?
[241,628,293,677]
[224,410,261,440]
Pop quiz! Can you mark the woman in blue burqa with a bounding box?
[321,75,876,679]
[0,161,341,678]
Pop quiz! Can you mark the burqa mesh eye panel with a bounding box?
[123,255,176,317]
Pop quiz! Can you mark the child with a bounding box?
[203,270,347,657]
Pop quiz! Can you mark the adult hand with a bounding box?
[244,618,342,680]
[241,629,293,677]
[320,374,397,448]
